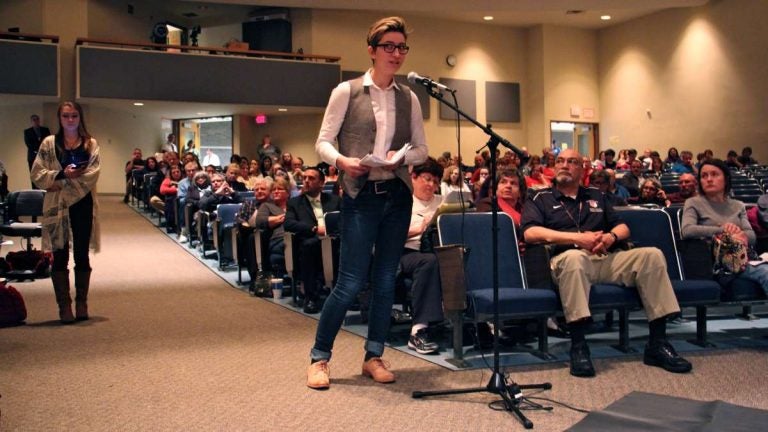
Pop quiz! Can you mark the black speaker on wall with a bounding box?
[242,19,292,53]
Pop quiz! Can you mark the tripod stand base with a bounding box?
[413,372,552,429]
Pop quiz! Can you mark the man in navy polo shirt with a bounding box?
[520,148,691,378]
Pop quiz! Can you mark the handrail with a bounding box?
[75,37,340,63]
[0,31,59,43]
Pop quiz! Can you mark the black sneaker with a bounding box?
[408,329,439,355]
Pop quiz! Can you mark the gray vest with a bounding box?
[337,77,413,198]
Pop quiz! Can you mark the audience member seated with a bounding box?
[152,165,184,232]
[472,167,490,201]
[671,150,697,175]
[628,178,670,207]
[241,158,264,190]
[665,147,681,166]
[399,158,445,354]
[618,159,644,198]
[291,157,305,184]
[260,156,274,178]
[285,167,341,314]
[525,164,552,190]
[255,177,290,277]
[647,156,665,178]
[605,169,630,202]
[737,146,758,166]
[176,161,201,242]
[602,148,617,170]
[667,173,698,204]
[124,148,145,203]
[521,148,691,378]
[225,163,248,192]
[273,166,300,198]
[440,164,471,197]
[725,150,743,169]
[589,169,628,206]
[199,172,242,213]
[325,165,339,182]
[238,177,273,285]
[476,168,527,225]
[681,159,768,292]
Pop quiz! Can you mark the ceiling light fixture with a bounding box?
[133,102,144,106]
[278,108,288,112]
[483,16,494,21]
[601,15,612,21]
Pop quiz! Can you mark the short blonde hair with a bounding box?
[367,16,410,47]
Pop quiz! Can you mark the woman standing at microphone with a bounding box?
[307,16,428,390]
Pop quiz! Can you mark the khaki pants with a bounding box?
[149,196,165,214]
[550,247,680,323]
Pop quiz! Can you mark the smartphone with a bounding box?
[69,160,89,169]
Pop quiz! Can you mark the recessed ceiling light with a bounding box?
[278,108,288,112]
[197,112,207,115]
[133,102,144,106]
[601,15,612,21]
[483,16,494,21]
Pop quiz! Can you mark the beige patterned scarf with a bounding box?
[30,136,101,253]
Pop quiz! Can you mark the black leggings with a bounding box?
[52,192,93,272]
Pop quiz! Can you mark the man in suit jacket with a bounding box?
[285,167,341,314]
[24,114,51,170]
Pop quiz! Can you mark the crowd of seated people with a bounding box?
[123,138,767,372]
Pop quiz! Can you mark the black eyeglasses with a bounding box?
[374,43,410,54]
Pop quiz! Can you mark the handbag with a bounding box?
[712,232,748,275]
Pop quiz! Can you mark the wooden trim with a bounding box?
[0,31,59,43]
[75,37,340,63]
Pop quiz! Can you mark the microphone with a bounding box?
[407,72,454,92]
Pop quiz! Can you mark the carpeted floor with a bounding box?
[1,196,767,431]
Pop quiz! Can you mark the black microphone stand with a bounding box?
[410,84,551,429]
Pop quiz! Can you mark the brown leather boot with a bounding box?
[74,270,91,321]
[51,271,74,324]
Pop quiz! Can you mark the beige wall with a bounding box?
[237,114,323,165]
[599,0,768,161]
[0,0,44,34]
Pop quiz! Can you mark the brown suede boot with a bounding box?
[74,270,91,321]
[51,271,74,324]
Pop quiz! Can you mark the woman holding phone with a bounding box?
[31,101,101,324]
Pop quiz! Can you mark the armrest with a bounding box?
[677,238,714,280]
[523,243,556,289]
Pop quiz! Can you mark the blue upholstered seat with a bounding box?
[436,212,559,363]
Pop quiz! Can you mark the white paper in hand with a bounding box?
[359,143,412,168]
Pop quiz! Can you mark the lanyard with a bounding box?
[560,199,583,233]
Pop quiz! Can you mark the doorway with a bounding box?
[550,121,599,158]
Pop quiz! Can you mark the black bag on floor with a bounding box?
[0,280,27,327]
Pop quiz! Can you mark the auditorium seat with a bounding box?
[437,212,559,365]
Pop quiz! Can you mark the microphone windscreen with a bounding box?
[406,71,418,84]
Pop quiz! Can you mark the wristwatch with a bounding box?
[609,232,619,243]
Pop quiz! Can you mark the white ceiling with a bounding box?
[81,0,709,120]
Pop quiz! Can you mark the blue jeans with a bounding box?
[311,180,412,361]
[742,264,768,294]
